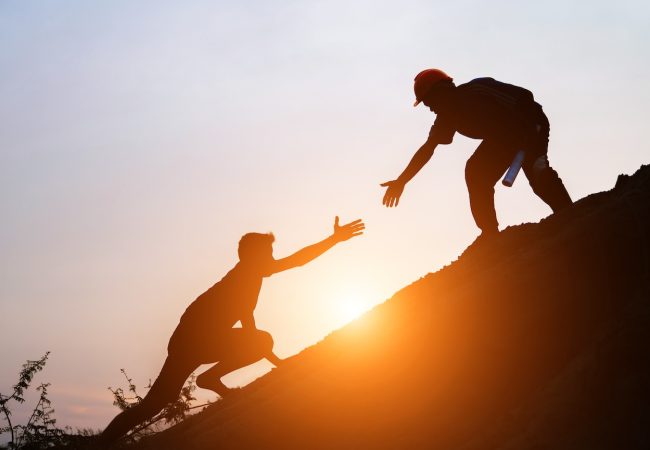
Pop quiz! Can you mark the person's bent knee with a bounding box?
[526,154,549,183]
[255,330,274,352]
[465,156,478,185]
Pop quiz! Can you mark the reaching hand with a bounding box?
[380,179,405,207]
[332,216,365,242]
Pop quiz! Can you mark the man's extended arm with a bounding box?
[268,217,365,275]
[381,129,450,207]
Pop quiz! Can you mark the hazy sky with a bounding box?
[1,0,648,434]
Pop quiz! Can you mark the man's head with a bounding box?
[238,232,275,265]
[413,68,455,112]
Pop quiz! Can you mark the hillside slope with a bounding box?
[139,165,650,450]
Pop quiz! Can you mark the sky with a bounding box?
[1,0,649,435]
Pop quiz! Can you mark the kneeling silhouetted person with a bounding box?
[101,216,365,446]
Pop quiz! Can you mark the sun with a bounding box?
[336,292,373,325]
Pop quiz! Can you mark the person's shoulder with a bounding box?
[229,262,268,281]
[202,264,239,291]
[456,78,495,97]
[459,77,531,99]
[460,77,498,88]
[461,76,495,83]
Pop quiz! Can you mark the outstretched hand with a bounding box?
[380,179,405,207]
[332,216,365,242]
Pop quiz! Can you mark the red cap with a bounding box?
[413,69,453,107]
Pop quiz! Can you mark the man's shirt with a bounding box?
[169,263,264,349]
[430,77,542,145]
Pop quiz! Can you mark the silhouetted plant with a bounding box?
[108,369,208,442]
[1,355,208,448]
[0,354,102,450]
[0,352,66,449]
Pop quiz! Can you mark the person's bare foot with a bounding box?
[196,376,233,398]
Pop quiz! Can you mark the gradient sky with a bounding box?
[1,0,648,434]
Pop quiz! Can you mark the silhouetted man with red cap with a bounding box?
[100,216,364,446]
[381,68,572,240]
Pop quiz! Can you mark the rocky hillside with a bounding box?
[137,165,650,450]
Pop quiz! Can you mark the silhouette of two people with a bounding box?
[102,68,577,446]
[101,217,365,445]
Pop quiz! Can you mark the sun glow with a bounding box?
[335,291,375,325]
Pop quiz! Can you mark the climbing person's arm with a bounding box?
[381,137,439,207]
[268,217,365,275]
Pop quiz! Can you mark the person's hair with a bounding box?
[238,232,275,261]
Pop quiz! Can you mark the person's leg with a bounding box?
[522,115,573,212]
[196,329,277,396]
[465,140,515,235]
[100,355,195,446]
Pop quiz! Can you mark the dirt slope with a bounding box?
[139,165,650,450]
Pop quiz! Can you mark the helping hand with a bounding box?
[332,216,365,242]
[380,179,405,207]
